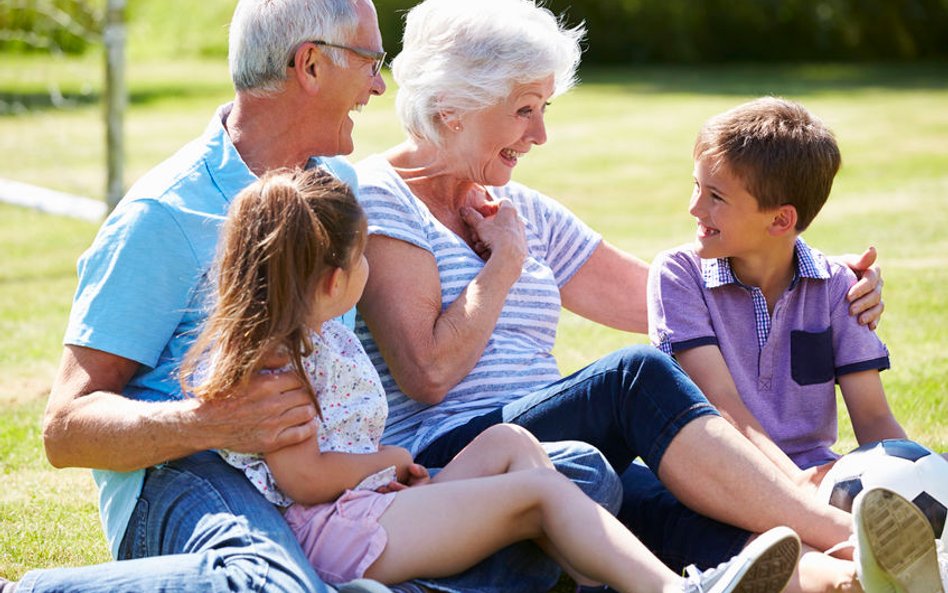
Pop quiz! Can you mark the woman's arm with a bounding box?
[265,438,414,505]
[560,241,650,334]
[358,204,526,404]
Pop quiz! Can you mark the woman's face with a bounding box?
[449,75,555,187]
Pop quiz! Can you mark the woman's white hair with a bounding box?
[229,0,362,96]
[392,0,585,146]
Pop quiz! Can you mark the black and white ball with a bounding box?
[816,439,948,543]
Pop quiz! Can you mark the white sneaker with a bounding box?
[853,487,944,593]
[681,525,800,593]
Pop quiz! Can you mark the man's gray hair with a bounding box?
[229,0,362,96]
[392,0,584,146]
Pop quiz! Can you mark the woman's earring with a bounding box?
[454,125,461,131]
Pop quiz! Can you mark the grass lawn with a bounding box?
[1,54,946,582]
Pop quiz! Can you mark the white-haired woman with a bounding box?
[354,0,886,592]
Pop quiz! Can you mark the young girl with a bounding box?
[181,167,802,593]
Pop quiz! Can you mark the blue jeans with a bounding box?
[417,346,716,477]
[18,451,332,593]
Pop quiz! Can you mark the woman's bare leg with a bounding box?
[365,468,678,593]
[658,416,852,553]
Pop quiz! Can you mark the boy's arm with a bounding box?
[675,345,807,485]
[837,370,907,445]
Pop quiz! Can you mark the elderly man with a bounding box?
[4,1,387,592]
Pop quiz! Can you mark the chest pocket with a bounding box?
[790,328,835,385]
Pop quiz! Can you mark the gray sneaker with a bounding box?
[681,525,800,593]
[337,579,395,593]
[853,487,944,593]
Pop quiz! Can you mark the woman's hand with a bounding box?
[460,199,527,268]
[839,247,884,330]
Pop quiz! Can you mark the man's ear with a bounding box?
[769,204,798,236]
[289,43,322,93]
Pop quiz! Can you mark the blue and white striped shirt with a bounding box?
[354,155,602,455]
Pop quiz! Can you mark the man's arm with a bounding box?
[43,345,318,471]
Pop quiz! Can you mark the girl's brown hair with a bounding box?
[180,167,365,405]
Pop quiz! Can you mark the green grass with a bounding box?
[1,56,947,581]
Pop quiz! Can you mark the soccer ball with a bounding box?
[816,439,948,543]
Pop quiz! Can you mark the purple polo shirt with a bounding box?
[648,238,890,469]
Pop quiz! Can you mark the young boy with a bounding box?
[648,96,904,478]
[647,97,944,593]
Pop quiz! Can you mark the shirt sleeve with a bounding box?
[510,184,602,287]
[647,248,719,355]
[65,199,204,368]
[827,263,890,376]
[358,178,433,254]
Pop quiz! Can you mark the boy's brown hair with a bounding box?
[693,96,841,231]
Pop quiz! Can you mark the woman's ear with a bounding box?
[439,110,462,132]
[769,205,798,236]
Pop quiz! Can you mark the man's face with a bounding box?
[316,0,386,156]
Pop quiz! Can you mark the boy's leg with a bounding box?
[16,452,332,593]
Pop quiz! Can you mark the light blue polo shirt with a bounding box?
[64,103,358,557]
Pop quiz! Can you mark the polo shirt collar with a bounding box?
[204,103,327,207]
[701,237,830,290]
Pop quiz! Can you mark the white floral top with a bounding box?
[219,319,389,506]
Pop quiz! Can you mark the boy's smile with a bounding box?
[689,157,777,262]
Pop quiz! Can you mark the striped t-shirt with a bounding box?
[354,154,602,455]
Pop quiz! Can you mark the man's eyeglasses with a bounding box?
[289,40,386,76]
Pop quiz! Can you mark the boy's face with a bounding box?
[689,157,778,260]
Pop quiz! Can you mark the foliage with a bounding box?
[4,0,948,63]
[0,0,102,54]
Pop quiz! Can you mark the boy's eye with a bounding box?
[711,193,724,202]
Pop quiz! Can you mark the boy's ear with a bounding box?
[768,205,798,236]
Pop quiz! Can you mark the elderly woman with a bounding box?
[354,0,883,591]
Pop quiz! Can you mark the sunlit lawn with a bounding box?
[1,53,946,581]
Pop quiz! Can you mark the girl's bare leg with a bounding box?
[426,424,606,586]
[784,545,861,593]
[365,468,678,593]
[657,416,852,553]
[430,424,555,483]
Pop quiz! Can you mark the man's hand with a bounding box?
[840,246,884,330]
[194,365,318,455]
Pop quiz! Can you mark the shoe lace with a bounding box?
[681,561,728,593]
[824,536,856,558]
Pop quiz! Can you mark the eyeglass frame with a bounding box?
[288,40,386,76]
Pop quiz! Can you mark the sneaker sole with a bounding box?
[728,526,801,593]
[860,488,944,593]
